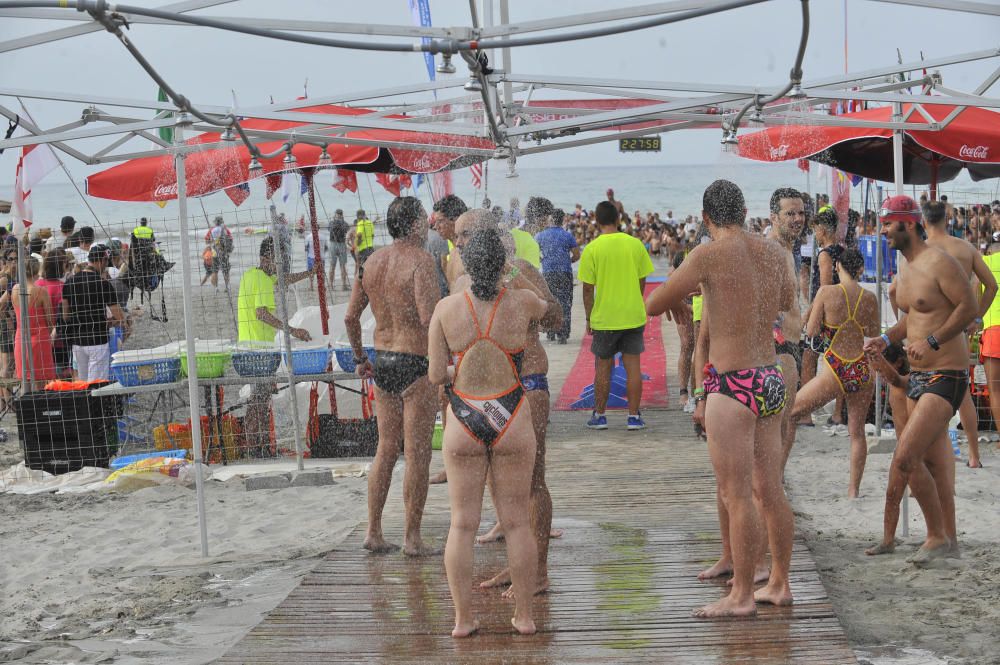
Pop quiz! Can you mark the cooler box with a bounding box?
[15,387,123,474]
[859,235,897,282]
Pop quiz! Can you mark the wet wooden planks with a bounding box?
[217,410,858,664]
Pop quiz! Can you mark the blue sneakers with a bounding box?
[627,414,646,430]
[587,412,608,430]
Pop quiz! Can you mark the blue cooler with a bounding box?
[859,235,897,282]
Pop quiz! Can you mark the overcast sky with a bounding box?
[1,0,999,181]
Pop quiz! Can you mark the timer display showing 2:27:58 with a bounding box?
[618,137,661,152]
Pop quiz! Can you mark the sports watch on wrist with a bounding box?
[926,334,940,351]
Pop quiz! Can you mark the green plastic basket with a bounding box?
[180,352,230,378]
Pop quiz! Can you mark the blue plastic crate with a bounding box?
[232,351,282,377]
[285,348,333,375]
[111,358,181,387]
[334,347,376,373]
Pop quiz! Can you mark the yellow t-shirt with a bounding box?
[237,267,278,343]
[692,295,704,323]
[983,253,1000,329]
[511,228,541,269]
[578,232,655,331]
[355,218,375,252]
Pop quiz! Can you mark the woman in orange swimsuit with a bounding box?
[791,248,879,497]
[428,227,549,638]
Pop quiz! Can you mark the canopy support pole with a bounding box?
[174,118,210,558]
[270,203,306,472]
[305,171,335,417]
[891,97,908,537]
[930,156,939,201]
[16,238,33,393]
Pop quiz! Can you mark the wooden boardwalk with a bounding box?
[218,409,858,664]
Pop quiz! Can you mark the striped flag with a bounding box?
[430,170,452,201]
[470,162,483,188]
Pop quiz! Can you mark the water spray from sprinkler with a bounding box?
[720,129,739,153]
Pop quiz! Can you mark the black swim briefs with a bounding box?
[906,369,968,414]
[372,350,429,395]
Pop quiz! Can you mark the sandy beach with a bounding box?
[1,253,999,664]
[786,426,1000,665]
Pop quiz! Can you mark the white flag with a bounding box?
[280,171,297,203]
[11,143,59,233]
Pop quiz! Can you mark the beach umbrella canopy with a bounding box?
[737,103,1000,186]
[85,103,493,202]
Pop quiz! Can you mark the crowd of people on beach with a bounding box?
[0,215,177,399]
[15,176,998,633]
[313,178,1000,633]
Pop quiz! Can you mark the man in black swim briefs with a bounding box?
[864,195,977,562]
[345,196,442,557]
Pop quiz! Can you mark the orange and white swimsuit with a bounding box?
[445,288,526,447]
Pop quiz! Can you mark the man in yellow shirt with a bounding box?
[352,209,376,275]
[237,237,314,455]
[579,200,654,430]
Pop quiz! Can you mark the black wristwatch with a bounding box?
[353,354,370,365]
[926,334,940,351]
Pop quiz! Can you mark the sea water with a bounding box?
[3,163,998,237]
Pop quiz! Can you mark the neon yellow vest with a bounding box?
[355,218,374,252]
[132,225,154,240]
[983,253,1000,329]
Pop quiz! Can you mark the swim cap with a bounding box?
[880,195,921,223]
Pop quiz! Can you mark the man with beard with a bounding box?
[864,196,976,561]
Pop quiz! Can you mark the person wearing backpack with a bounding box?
[328,209,351,290]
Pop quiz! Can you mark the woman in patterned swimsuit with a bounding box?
[791,248,879,498]
[428,228,549,638]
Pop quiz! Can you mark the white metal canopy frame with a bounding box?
[2,0,999,557]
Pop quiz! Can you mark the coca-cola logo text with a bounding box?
[769,144,790,159]
[959,144,989,160]
[153,183,178,198]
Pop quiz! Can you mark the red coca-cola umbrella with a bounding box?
[85,103,492,429]
[737,103,1000,189]
[85,103,493,202]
